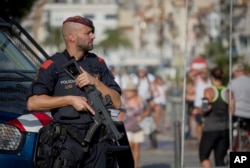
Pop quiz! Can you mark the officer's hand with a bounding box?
[71,96,95,115]
[75,67,96,88]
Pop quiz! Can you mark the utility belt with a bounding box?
[37,122,108,168]
[39,121,106,151]
[39,122,91,146]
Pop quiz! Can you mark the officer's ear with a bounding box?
[68,34,76,42]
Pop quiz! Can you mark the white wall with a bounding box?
[43,3,118,43]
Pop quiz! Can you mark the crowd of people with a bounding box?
[112,57,250,168]
[112,65,168,168]
[185,60,250,168]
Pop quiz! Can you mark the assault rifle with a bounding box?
[62,59,124,144]
[83,85,124,143]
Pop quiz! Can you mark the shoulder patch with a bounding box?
[98,57,105,63]
[41,59,54,69]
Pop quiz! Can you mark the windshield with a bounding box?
[0,31,37,115]
[0,32,36,70]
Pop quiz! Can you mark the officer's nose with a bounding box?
[90,32,95,39]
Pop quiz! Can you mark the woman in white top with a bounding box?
[152,76,168,132]
[188,68,211,141]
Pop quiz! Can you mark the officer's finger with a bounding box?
[85,104,95,115]
[79,66,86,74]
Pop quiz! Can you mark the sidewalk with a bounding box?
[137,97,202,168]
[139,130,201,168]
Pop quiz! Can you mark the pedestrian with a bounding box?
[27,15,122,168]
[110,66,132,90]
[151,75,168,133]
[131,65,158,148]
[228,63,250,151]
[118,81,151,168]
[228,63,250,122]
[185,72,196,139]
[131,65,155,101]
[188,67,211,141]
[199,67,234,168]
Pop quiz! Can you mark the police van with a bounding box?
[0,17,52,168]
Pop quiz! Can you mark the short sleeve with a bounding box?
[98,59,121,95]
[31,59,57,96]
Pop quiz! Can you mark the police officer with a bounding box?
[27,16,122,168]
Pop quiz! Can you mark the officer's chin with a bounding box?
[88,43,94,50]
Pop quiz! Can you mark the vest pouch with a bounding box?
[57,106,80,119]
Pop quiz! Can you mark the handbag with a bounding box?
[139,116,156,135]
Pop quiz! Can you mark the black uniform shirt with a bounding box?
[30,50,121,123]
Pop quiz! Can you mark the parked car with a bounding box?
[0,17,133,168]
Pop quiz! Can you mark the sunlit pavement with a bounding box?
[139,130,201,168]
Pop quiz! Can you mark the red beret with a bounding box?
[63,15,95,32]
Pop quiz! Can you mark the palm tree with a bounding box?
[43,26,64,51]
[96,28,132,54]
[203,39,244,84]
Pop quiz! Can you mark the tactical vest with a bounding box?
[49,50,101,124]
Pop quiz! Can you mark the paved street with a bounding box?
[138,100,201,168]
[139,130,201,168]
